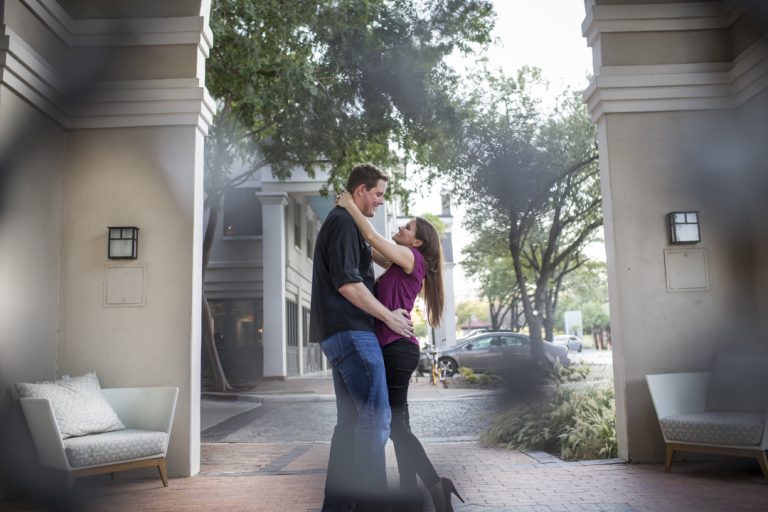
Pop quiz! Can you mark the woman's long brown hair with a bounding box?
[415,217,444,327]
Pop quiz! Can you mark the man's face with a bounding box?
[353,179,387,217]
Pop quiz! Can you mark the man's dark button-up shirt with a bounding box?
[309,206,375,343]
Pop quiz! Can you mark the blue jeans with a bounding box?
[319,331,391,512]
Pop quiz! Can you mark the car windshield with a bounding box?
[500,335,527,346]
[468,337,493,349]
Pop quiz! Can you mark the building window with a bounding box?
[294,200,302,250]
[302,306,311,347]
[207,299,264,380]
[302,305,323,373]
[286,299,299,348]
[223,188,262,237]
[209,299,263,347]
[306,217,314,258]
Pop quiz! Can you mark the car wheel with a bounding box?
[438,357,457,377]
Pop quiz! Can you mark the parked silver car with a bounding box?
[552,334,583,353]
[436,331,569,377]
[417,344,436,373]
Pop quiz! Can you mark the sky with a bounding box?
[407,1,595,302]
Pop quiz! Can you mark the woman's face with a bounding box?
[392,219,422,248]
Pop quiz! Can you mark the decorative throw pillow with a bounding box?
[16,372,125,439]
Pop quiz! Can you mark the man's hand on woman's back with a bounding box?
[385,308,414,339]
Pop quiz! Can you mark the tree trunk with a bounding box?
[542,286,555,342]
[201,196,234,391]
[528,288,546,361]
[508,215,545,363]
[489,298,511,331]
[202,292,233,391]
[489,301,501,330]
[543,317,554,343]
[510,299,524,332]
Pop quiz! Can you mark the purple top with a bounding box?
[375,247,426,347]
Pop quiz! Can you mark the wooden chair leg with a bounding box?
[665,444,675,473]
[157,458,169,487]
[756,451,768,480]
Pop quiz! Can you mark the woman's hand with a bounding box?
[336,190,354,210]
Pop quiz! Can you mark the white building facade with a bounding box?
[204,169,458,380]
[204,168,329,379]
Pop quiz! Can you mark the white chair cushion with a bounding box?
[660,412,764,446]
[15,372,125,439]
[63,429,167,468]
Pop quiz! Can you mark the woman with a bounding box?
[337,191,463,512]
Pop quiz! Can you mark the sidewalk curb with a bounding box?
[201,392,264,404]
[203,390,501,404]
[261,394,336,403]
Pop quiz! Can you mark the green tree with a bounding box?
[203,0,495,389]
[455,300,490,329]
[555,260,610,335]
[438,68,602,360]
[462,225,521,330]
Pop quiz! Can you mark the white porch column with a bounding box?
[259,193,288,377]
[442,261,457,347]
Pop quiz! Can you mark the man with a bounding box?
[310,163,414,512]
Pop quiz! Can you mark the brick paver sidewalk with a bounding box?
[7,441,766,512]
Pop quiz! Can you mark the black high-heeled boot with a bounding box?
[428,477,464,512]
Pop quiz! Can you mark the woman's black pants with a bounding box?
[381,339,440,491]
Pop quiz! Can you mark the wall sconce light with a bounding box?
[108,227,139,259]
[667,212,700,244]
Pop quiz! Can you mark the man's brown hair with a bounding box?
[346,163,388,194]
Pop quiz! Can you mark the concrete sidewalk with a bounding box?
[5,374,768,511]
[8,442,767,511]
[204,372,497,400]
[184,375,767,511]
[201,374,498,431]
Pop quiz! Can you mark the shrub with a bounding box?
[458,367,479,383]
[479,366,617,460]
[455,367,503,388]
[558,386,617,460]
[477,371,502,387]
[549,363,591,384]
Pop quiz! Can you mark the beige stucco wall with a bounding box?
[4,0,69,68]
[586,0,768,461]
[599,108,750,460]
[0,86,66,395]
[1,0,211,477]
[58,126,203,476]
[738,87,768,332]
[4,0,198,83]
[601,29,732,66]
